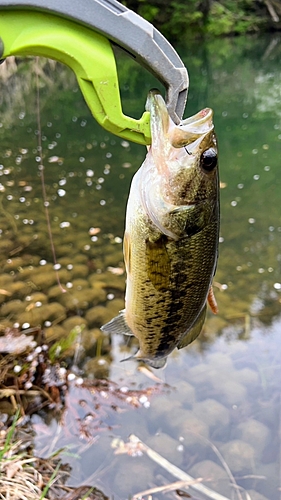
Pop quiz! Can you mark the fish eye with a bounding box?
[200,147,217,172]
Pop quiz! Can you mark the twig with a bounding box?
[262,37,279,60]
[114,435,232,500]
[132,479,204,498]
[264,0,279,22]
[192,433,244,500]
[0,388,51,400]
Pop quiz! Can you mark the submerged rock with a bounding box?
[210,378,247,406]
[188,459,232,498]
[172,380,196,407]
[30,271,58,290]
[149,395,182,431]
[193,398,230,430]
[26,292,48,305]
[1,299,26,316]
[187,363,211,387]
[235,418,270,455]
[105,298,125,318]
[71,278,90,289]
[58,288,105,310]
[44,324,67,342]
[8,281,31,298]
[81,327,104,352]
[88,282,107,304]
[220,439,256,472]
[63,316,87,332]
[89,271,125,292]
[17,302,66,326]
[113,456,154,497]
[85,305,112,327]
[166,409,209,449]
[48,285,66,300]
[83,355,111,378]
[71,264,89,279]
[147,432,185,466]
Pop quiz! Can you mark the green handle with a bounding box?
[0,10,151,144]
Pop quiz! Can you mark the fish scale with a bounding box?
[128,220,218,352]
[101,90,219,369]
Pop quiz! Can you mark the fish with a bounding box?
[101,90,219,369]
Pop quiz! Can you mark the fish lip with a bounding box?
[179,109,214,137]
[180,107,213,127]
[170,109,214,149]
[181,128,214,154]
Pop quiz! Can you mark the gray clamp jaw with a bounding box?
[0,0,188,123]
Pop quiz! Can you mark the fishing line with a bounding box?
[35,57,66,293]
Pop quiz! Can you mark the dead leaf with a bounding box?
[0,333,34,354]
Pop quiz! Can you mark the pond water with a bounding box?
[0,35,281,500]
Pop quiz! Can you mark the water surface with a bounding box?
[0,35,281,500]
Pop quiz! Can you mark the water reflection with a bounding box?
[0,36,281,499]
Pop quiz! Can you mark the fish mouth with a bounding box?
[183,128,215,155]
[146,90,214,150]
[181,107,213,126]
[171,108,214,149]
[182,108,214,140]
[170,108,214,148]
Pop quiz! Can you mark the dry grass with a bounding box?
[0,413,69,500]
[0,412,105,500]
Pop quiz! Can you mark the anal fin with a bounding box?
[101,310,134,336]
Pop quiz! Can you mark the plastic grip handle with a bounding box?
[0,0,188,123]
[0,10,151,144]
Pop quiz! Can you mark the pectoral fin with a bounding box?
[134,350,167,369]
[177,304,207,350]
[169,206,191,236]
[146,235,170,292]
[146,357,167,369]
[101,310,134,336]
[121,352,167,370]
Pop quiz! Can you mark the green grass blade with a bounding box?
[39,462,61,499]
[0,408,20,461]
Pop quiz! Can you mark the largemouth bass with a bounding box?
[102,90,219,368]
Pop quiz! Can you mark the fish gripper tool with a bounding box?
[0,0,189,144]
